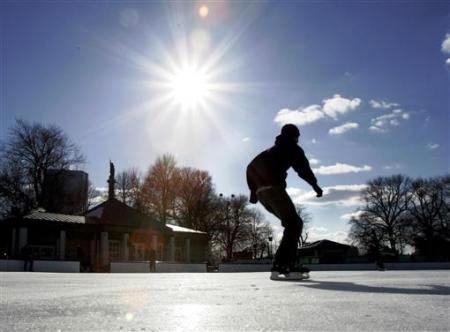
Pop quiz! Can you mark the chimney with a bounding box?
[107,161,116,200]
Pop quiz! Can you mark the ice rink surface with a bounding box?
[1,270,449,331]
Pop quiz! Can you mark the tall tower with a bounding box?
[107,161,116,200]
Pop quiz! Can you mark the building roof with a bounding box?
[24,211,86,224]
[86,198,170,231]
[21,201,207,236]
[166,224,207,234]
[301,239,353,249]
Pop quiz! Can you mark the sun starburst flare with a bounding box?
[168,65,210,110]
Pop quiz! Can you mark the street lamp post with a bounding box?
[268,236,273,259]
[219,193,235,261]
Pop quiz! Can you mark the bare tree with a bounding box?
[87,181,107,209]
[216,194,253,261]
[360,175,412,255]
[173,167,215,230]
[296,204,312,245]
[0,119,85,216]
[436,175,450,235]
[0,159,35,216]
[139,154,177,224]
[408,176,449,258]
[348,212,385,253]
[247,208,273,259]
[116,167,141,207]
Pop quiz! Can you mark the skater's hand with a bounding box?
[313,184,323,198]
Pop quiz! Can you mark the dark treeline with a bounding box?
[0,120,274,263]
[349,174,450,261]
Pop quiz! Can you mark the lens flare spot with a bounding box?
[125,313,134,321]
[199,6,209,18]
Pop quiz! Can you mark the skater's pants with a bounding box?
[256,186,303,268]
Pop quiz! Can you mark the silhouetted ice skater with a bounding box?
[246,124,323,280]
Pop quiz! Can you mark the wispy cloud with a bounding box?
[275,94,361,126]
[369,99,399,109]
[287,184,367,207]
[329,122,359,135]
[441,33,450,66]
[427,143,439,150]
[369,108,410,133]
[369,126,386,133]
[383,163,402,170]
[340,210,363,220]
[313,163,372,175]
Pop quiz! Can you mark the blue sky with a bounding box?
[1,1,449,243]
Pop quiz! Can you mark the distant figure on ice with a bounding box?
[246,124,323,280]
[21,244,34,272]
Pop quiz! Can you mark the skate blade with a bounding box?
[270,271,309,281]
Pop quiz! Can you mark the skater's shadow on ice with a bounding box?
[300,281,450,296]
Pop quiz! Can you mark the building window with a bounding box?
[109,240,120,261]
[30,245,55,260]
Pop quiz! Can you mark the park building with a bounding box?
[298,239,359,264]
[0,163,209,272]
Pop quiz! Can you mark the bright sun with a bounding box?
[169,66,210,109]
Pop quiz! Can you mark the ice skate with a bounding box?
[270,270,309,281]
[270,265,309,281]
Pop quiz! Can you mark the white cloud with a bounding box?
[313,163,372,175]
[369,99,399,109]
[441,34,450,66]
[427,143,439,150]
[369,108,410,132]
[340,211,363,220]
[274,105,324,126]
[441,33,450,54]
[89,187,107,207]
[369,126,386,133]
[242,137,250,142]
[287,184,367,207]
[275,94,362,126]
[309,158,320,165]
[322,94,361,119]
[329,122,359,135]
[383,163,402,170]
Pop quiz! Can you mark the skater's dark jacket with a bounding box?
[246,134,318,203]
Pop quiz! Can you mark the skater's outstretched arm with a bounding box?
[292,146,323,197]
